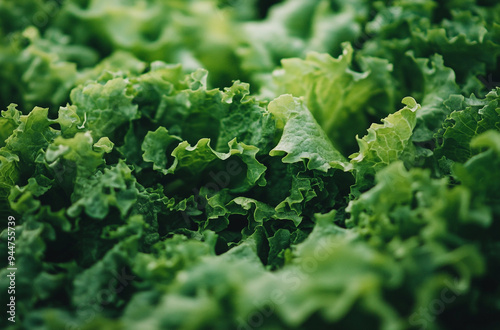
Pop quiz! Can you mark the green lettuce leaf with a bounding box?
[435,88,500,163]
[270,43,395,155]
[350,97,420,194]
[268,94,347,172]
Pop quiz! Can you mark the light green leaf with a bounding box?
[350,97,420,194]
[268,94,347,172]
[142,127,182,173]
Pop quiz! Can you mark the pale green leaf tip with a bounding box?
[401,96,419,111]
[94,137,114,153]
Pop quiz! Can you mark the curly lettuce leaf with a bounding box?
[141,126,182,172]
[435,88,500,163]
[453,130,500,210]
[270,43,395,155]
[70,77,139,140]
[409,54,460,142]
[350,97,420,194]
[268,94,348,172]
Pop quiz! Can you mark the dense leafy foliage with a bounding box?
[1,0,500,329]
